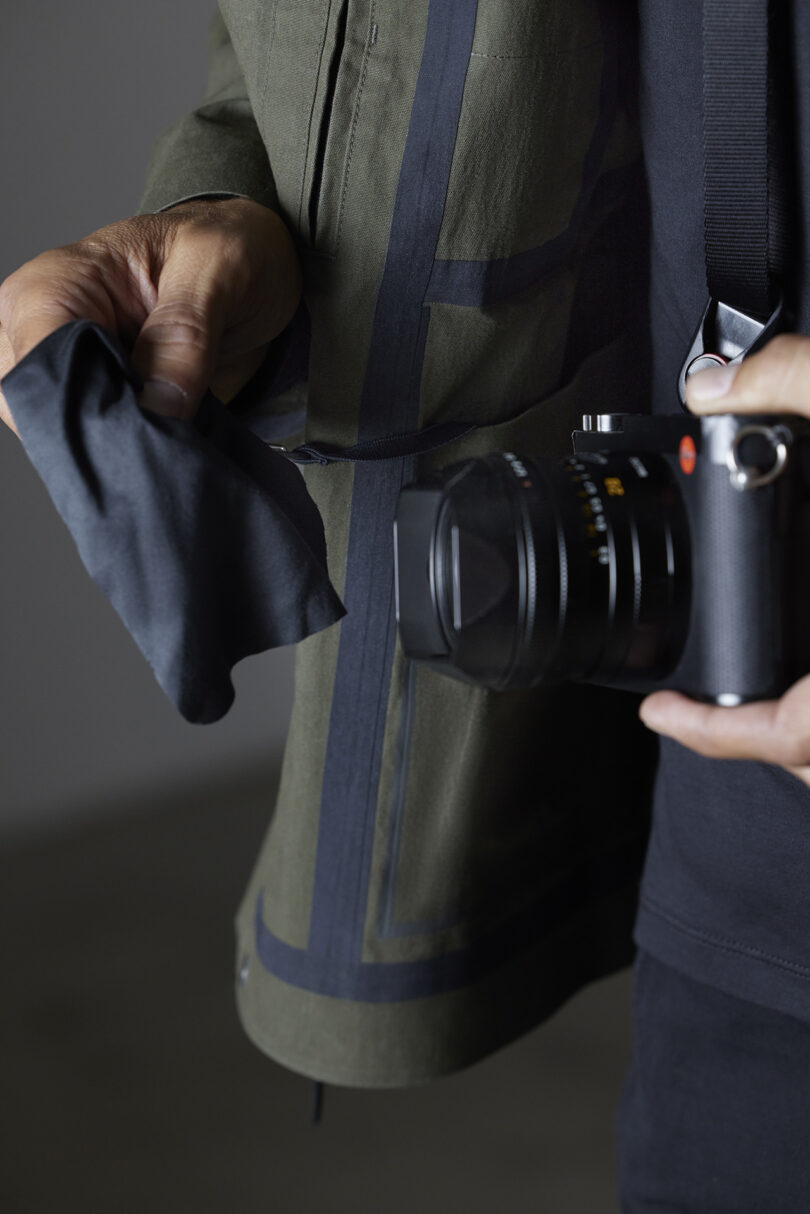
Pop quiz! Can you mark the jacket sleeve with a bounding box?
[137,8,279,216]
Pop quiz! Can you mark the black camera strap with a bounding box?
[704,0,783,318]
[679,0,795,402]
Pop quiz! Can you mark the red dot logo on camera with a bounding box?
[679,434,697,475]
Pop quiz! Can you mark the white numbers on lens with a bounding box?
[503,452,529,479]
[571,460,611,549]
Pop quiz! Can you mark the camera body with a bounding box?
[394,412,810,705]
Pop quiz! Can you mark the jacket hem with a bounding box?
[233,876,641,1088]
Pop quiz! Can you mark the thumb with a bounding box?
[130,241,227,420]
[685,334,810,419]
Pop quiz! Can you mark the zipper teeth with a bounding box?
[308,0,349,243]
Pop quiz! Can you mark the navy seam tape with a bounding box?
[302,0,480,971]
[256,836,645,1001]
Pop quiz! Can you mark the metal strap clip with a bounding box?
[678,295,784,408]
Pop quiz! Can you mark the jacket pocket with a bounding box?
[434,1,609,263]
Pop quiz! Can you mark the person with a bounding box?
[1,2,809,1207]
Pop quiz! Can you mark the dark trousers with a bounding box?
[617,950,810,1212]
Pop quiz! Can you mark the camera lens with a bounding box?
[425,450,691,689]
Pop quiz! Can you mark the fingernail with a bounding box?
[687,362,739,404]
[139,379,188,417]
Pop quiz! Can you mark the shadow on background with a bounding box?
[0,762,633,1214]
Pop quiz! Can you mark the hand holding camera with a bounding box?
[641,335,810,788]
[395,335,810,789]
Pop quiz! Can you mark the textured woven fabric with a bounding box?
[2,319,344,724]
[633,0,810,1026]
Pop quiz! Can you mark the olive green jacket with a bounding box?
[140,0,656,1088]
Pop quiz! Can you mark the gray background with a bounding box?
[0,0,294,838]
[0,7,634,1211]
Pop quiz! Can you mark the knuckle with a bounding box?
[73,232,113,261]
[72,239,128,288]
[1,249,77,310]
[110,217,162,260]
[76,218,164,284]
[0,264,29,312]
[0,262,47,334]
[140,311,212,352]
[176,216,249,267]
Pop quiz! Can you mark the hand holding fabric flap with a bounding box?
[2,319,345,723]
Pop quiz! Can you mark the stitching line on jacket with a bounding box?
[350,557,397,956]
[335,0,376,251]
[298,1,335,233]
[641,895,810,980]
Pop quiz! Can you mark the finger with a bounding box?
[686,334,810,417]
[0,325,14,379]
[640,681,810,767]
[0,282,94,366]
[0,247,121,367]
[0,326,19,436]
[130,227,232,420]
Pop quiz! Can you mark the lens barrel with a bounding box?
[424,451,691,690]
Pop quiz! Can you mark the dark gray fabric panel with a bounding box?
[618,951,810,1212]
[3,320,344,724]
[635,0,810,1020]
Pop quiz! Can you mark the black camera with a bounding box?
[394,413,810,705]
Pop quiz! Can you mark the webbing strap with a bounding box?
[283,418,476,466]
[702,0,790,318]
